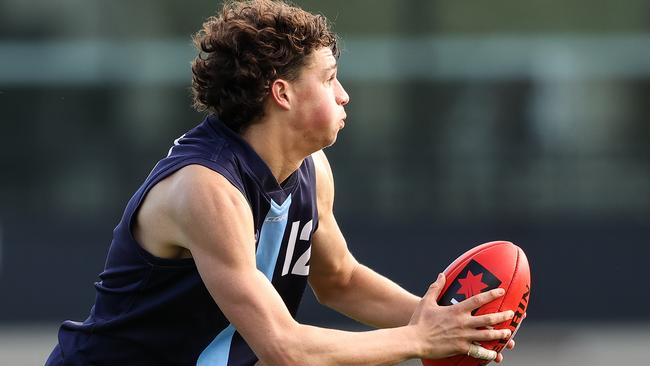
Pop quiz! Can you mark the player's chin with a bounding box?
[323,135,338,148]
[323,129,341,147]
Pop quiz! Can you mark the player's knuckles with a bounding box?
[482,329,500,340]
[500,310,515,322]
[486,329,511,340]
[471,328,501,341]
[427,282,440,292]
[468,295,485,308]
[500,329,512,339]
[478,314,499,325]
[424,284,443,303]
[486,311,512,325]
[427,282,442,295]
[446,307,464,320]
[458,315,472,329]
[481,288,504,302]
[472,289,501,307]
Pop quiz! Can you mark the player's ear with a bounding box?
[269,79,291,110]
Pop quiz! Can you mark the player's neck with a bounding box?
[241,120,307,185]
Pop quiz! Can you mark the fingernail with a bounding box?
[508,310,515,318]
[496,288,505,295]
[438,273,444,280]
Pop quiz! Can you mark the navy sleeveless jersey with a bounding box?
[46,115,319,366]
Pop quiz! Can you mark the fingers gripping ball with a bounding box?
[422,241,531,366]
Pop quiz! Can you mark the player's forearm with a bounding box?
[319,264,421,328]
[263,323,421,366]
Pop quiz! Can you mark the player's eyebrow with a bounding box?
[323,62,337,74]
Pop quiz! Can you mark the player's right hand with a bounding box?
[408,273,515,361]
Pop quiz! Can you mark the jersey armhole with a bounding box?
[126,158,249,266]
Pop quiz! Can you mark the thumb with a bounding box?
[423,273,446,304]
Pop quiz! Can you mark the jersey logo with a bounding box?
[265,213,288,223]
[281,220,313,276]
[166,133,186,157]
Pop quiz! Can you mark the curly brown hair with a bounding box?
[191,0,339,132]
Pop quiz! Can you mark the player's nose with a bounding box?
[336,80,350,106]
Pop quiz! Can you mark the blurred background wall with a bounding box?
[1,0,649,364]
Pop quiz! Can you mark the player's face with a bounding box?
[290,47,349,149]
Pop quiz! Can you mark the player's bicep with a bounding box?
[310,210,353,274]
[171,166,296,359]
[308,152,358,300]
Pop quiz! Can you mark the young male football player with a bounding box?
[46,1,515,365]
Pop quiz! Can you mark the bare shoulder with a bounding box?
[311,150,335,211]
[311,150,333,182]
[168,165,248,218]
[134,164,253,259]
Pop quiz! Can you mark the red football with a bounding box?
[422,241,531,366]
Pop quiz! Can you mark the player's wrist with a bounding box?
[398,324,426,359]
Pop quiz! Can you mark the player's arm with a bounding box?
[308,150,422,328]
[308,151,517,363]
[167,165,512,365]
[168,165,415,365]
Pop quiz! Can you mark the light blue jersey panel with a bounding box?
[197,196,292,366]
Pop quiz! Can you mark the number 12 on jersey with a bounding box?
[281,220,313,276]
